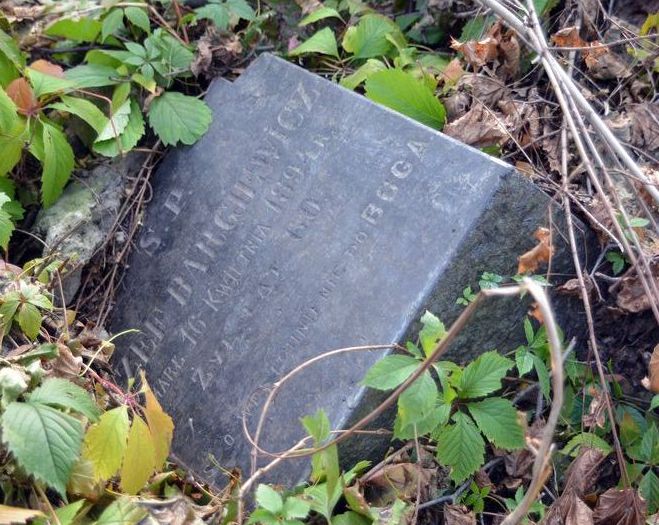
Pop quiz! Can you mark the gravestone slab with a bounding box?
[111,54,592,487]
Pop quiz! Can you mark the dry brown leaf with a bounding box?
[544,491,594,525]
[644,343,659,393]
[551,26,586,48]
[6,78,39,116]
[615,258,659,313]
[584,48,630,80]
[460,74,508,106]
[592,488,646,525]
[558,274,594,298]
[505,420,544,481]
[518,227,553,274]
[583,388,607,429]
[363,462,434,504]
[450,36,499,68]
[30,59,65,78]
[444,504,476,525]
[47,343,83,379]
[628,104,659,153]
[443,103,508,148]
[441,58,465,85]
[563,448,607,497]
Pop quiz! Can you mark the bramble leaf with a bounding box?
[419,310,446,358]
[397,370,437,428]
[94,99,145,157]
[342,14,404,59]
[560,432,612,457]
[1,401,83,496]
[467,397,525,449]
[120,415,156,494]
[29,378,100,422]
[289,28,339,58]
[83,405,130,479]
[148,91,212,146]
[362,354,419,390]
[435,412,485,482]
[256,484,284,514]
[457,351,513,399]
[142,373,174,468]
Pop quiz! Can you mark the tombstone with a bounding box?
[110,54,592,487]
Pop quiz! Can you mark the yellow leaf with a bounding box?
[0,505,44,524]
[120,415,156,494]
[83,405,130,480]
[141,372,174,468]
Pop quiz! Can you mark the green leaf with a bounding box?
[365,69,445,130]
[301,409,331,442]
[17,303,41,340]
[55,500,86,525]
[640,470,659,514]
[435,412,485,482]
[148,91,212,146]
[40,121,74,207]
[226,0,256,21]
[26,69,74,98]
[125,7,151,33]
[362,354,419,390]
[560,432,612,457]
[332,511,370,525]
[457,351,513,399]
[419,310,446,358]
[299,6,342,26]
[651,395,659,411]
[532,354,550,400]
[467,397,525,449]
[0,192,15,250]
[0,86,18,130]
[0,29,25,69]
[83,405,130,479]
[342,14,404,59]
[515,347,534,376]
[340,59,386,90]
[65,64,121,89]
[45,19,102,43]
[397,370,437,428]
[49,95,108,135]
[640,423,659,465]
[283,497,311,520]
[0,52,19,88]
[0,120,26,177]
[196,4,230,30]
[1,401,83,496]
[102,9,126,42]
[289,27,339,58]
[96,98,131,141]
[29,378,100,422]
[95,498,147,525]
[146,30,194,79]
[256,485,284,514]
[120,415,156,494]
[93,99,145,157]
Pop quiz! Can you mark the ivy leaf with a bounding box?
[362,354,419,390]
[142,373,174,468]
[94,99,145,157]
[95,498,147,525]
[342,14,404,59]
[50,95,108,136]
[418,310,446,358]
[83,405,130,480]
[148,91,212,146]
[365,69,446,130]
[435,412,485,482]
[467,397,525,449]
[29,378,100,422]
[39,121,74,207]
[397,370,437,428]
[125,7,151,33]
[289,28,339,58]
[1,401,83,496]
[457,351,513,399]
[299,7,342,26]
[17,303,41,340]
[120,416,156,494]
[256,485,284,514]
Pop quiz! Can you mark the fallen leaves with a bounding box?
[518,227,553,274]
[6,78,38,116]
[592,488,647,525]
[444,504,476,525]
[443,102,508,148]
[615,259,659,313]
[642,343,659,393]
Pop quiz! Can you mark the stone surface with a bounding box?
[36,156,137,303]
[110,54,592,487]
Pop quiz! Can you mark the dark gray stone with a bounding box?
[110,54,592,488]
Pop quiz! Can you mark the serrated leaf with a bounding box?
[146,30,194,78]
[0,29,25,69]
[256,485,284,514]
[26,69,74,98]
[39,121,74,207]
[2,401,83,496]
[102,9,125,42]
[0,505,44,524]
[301,409,331,442]
[142,374,174,468]
[96,498,147,525]
[342,14,404,59]
[640,423,659,465]
[29,378,100,422]
[419,310,446,358]
[94,99,144,157]
[515,347,533,376]
[120,415,156,494]
[148,91,212,146]
[83,405,130,480]
[0,192,15,250]
[46,19,102,43]
[289,27,339,58]
[560,432,612,457]
[0,120,26,177]
[125,7,151,33]
[49,95,108,136]
[227,0,255,20]
[283,497,311,519]
[397,370,437,428]
[435,412,485,482]
[17,303,41,340]
[457,351,513,399]
[340,59,386,90]
[96,98,131,141]
[467,397,524,449]
[640,470,659,514]
[299,6,342,26]
[362,354,419,390]
[65,64,121,89]
[0,86,18,130]
[365,69,445,130]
